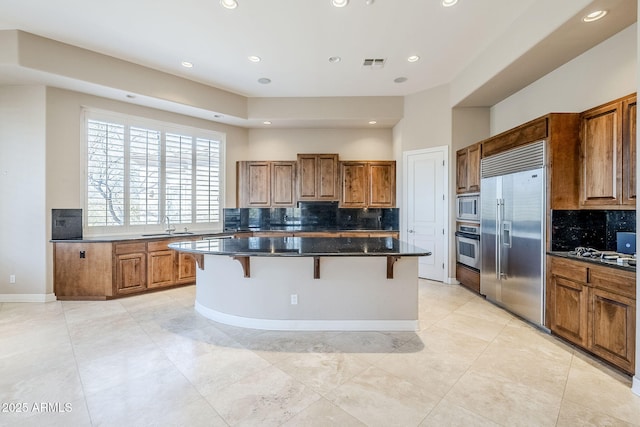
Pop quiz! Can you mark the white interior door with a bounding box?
[403,147,448,281]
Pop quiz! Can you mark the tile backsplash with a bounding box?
[224,202,399,231]
[551,209,636,251]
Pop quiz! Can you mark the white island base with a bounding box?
[194,254,419,331]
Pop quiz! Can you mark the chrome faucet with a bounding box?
[164,216,176,234]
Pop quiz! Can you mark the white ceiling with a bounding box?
[0,0,636,125]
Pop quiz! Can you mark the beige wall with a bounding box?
[0,86,48,298]
[45,87,250,210]
[246,128,393,161]
[491,23,637,134]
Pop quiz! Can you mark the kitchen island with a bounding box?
[169,237,430,331]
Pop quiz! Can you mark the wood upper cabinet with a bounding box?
[340,161,396,208]
[237,161,296,207]
[271,161,297,206]
[623,95,636,205]
[456,143,481,194]
[547,255,635,375]
[340,162,368,207]
[297,154,339,201]
[580,93,636,208]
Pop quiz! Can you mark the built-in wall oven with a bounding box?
[455,223,480,270]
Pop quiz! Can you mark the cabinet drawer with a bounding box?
[148,240,170,252]
[550,257,588,282]
[114,242,146,255]
[589,265,636,299]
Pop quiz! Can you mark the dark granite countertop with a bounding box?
[547,251,636,273]
[169,236,430,257]
[229,226,398,233]
[50,230,231,243]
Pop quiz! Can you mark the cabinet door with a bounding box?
[271,161,296,206]
[580,102,622,207]
[54,243,113,298]
[115,252,146,295]
[176,252,197,284]
[368,161,396,208]
[297,155,317,200]
[589,287,635,374]
[549,275,589,347]
[317,154,339,199]
[237,161,271,207]
[467,144,481,192]
[456,148,468,193]
[340,162,368,207]
[147,250,175,288]
[623,96,636,205]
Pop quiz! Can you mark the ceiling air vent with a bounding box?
[362,58,386,69]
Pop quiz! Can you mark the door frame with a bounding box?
[402,146,450,282]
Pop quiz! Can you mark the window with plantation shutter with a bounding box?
[83,109,224,235]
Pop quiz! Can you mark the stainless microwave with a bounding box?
[456,193,480,222]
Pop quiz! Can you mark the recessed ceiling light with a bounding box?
[263,121,272,125]
[365,0,374,5]
[407,55,420,63]
[258,77,271,84]
[328,56,341,63]
[394,77,408,83]
[248,55,261,63]
[220,0,238,9]
[442,0,458,7]
[583,10,607,22]
[181,61,193,68]
[369,120,377,125]
[332,0,349,7]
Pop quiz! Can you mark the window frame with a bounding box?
[81,108,225,237]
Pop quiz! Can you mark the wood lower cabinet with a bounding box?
[54,236,202,300]
[114,242,147,295]
[53,242,113,299]
[340,161,396,208]
[456,263,480,294]
[147,250,175,288]
[177,252,197,284]
[547,255,635,374]
[547,257,589,347]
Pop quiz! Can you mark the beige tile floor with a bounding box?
[1,280,639,426]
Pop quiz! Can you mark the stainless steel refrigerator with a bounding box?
[480,141,545,327]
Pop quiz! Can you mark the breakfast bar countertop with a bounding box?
[169,236,430,257]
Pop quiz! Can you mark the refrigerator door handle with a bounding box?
[495,199,502,280]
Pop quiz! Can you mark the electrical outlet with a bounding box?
[290,294,298,305]
[9,275,16,284]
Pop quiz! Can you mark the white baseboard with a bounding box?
[0,293,56,303]
[445,277,459,285]
[632,376,640,397]
[195,301,419,332]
